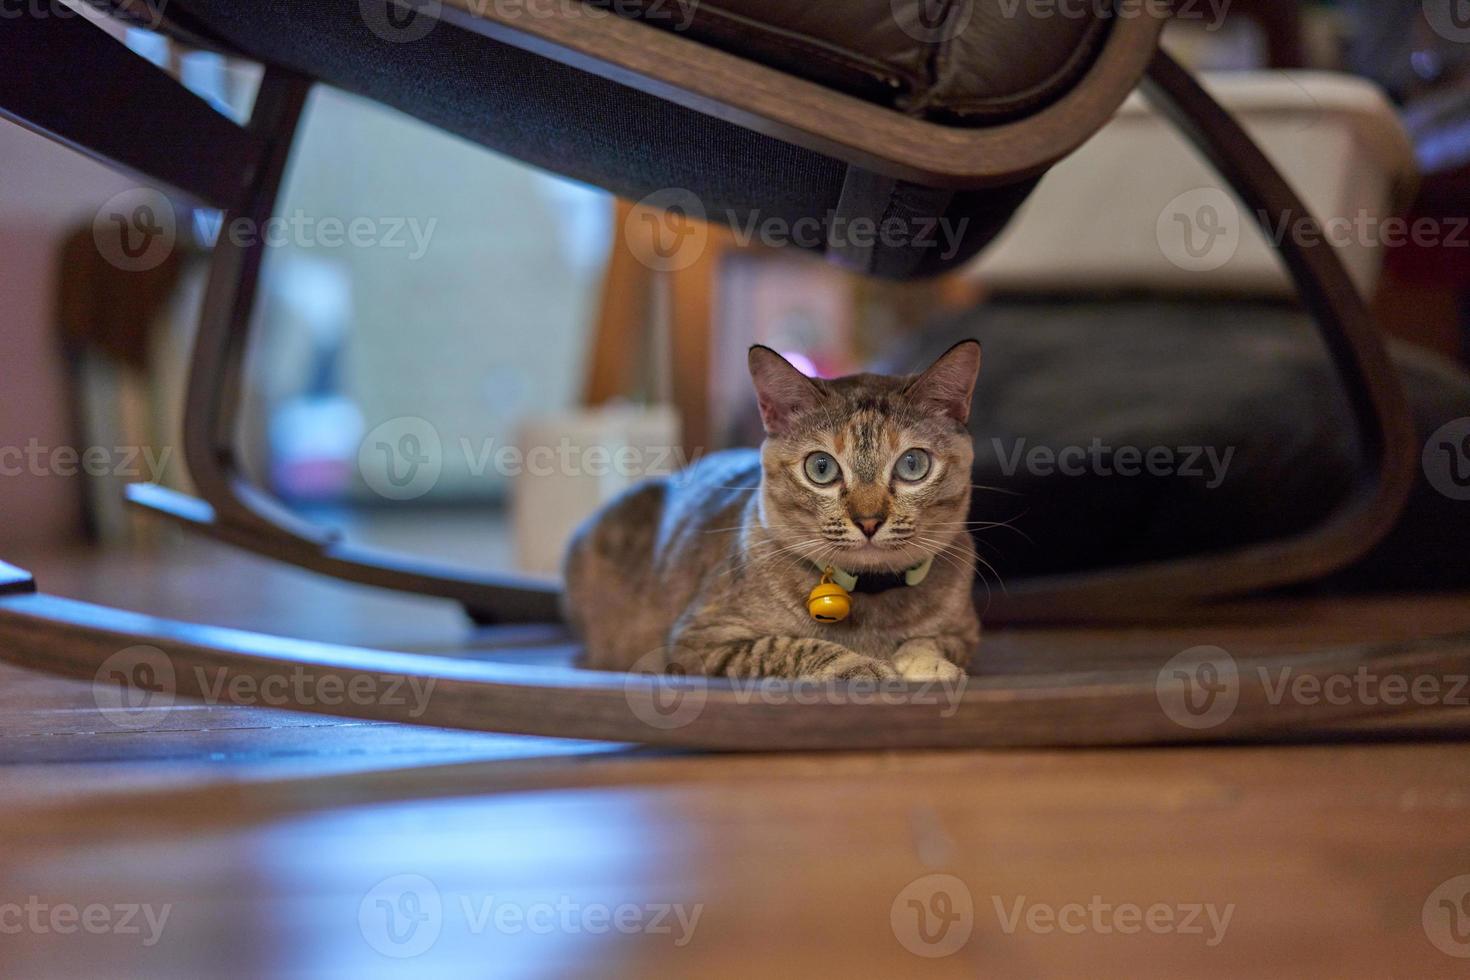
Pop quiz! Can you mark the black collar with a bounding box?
[813,557,934,596]
[850,570,914,595]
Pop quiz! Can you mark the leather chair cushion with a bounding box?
[609,0,1111,122]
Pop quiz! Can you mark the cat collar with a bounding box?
[805,556,933,624]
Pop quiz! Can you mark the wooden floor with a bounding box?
[4,530,1470,977]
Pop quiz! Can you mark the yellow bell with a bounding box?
[807,567,852,623]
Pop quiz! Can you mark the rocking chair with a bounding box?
[1,0,1464,749]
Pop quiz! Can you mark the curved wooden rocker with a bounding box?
[0,1,1441,747]
[3,564,1469,749]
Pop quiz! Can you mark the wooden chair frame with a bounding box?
[0,2,1449,748]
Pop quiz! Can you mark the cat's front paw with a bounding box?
[810,652,899,682]
[892,640,967,682]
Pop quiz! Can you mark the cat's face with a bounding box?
[749,342,980,573]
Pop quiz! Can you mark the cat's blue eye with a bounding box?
[895,449,932,482]
[804,452,841,486]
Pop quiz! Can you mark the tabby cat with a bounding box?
[564,341,982,681]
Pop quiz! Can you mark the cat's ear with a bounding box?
[748,346,822,436]
[906,340,981,423]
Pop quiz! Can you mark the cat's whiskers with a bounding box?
[914,538,969,576]
[729,540,819,571]
[718,534,831,580]
[968,483,1022,496]
[913,534,995,615]
[805,541,846,578]
[922,518,1034,545]
[703,522,807,534]
[763,539,844,583]
[915,532,1009,599]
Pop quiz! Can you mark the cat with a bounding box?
[563,340,982,682]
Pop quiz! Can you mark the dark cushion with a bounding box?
[123,0,1112,278]
[891,298,1470,590]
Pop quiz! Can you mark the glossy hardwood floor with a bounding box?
[3,528,1470,977]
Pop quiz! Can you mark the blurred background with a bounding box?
[3,0,1468,584]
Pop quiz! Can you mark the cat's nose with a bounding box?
[854,514,885,538]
